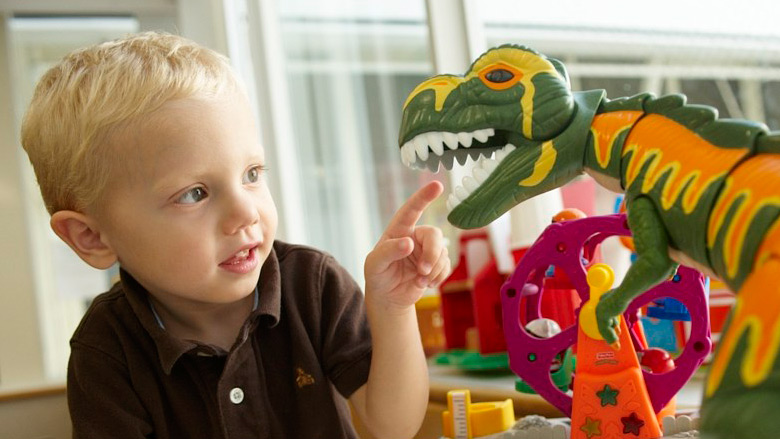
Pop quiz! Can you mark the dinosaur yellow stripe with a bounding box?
[590,111,643,169]
[708,178,735,246]
[519,141,556,187]
[622,114,749,214]
[755,211,780,268]
[403,75,464,111]
[706,156,780,279]
[707,257,780,395]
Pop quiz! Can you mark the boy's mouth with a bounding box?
[220,244,260,267]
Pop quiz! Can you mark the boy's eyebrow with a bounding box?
[150,153,266,194]
[151,175,198,199]
[248,150,266,164]
[146,161,210,195]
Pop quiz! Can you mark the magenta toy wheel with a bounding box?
[500,214,711,416]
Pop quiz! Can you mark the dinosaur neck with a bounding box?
[524,90,606,195]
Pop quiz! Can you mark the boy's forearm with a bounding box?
[360,297,429,438]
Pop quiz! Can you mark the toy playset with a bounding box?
[400,43,780,438]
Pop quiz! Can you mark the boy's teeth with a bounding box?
[236,249,249,258]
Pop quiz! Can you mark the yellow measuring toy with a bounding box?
[442,390,514,438]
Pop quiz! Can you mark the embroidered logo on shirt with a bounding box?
[295,367,315,388]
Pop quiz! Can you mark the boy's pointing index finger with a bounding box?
[384,181,444,239]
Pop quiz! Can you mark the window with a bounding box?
[8,16,139,382]
[274,1,448,283]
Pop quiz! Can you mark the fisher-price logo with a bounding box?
[596,351,618,366]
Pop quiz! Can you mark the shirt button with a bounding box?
[229,387,244,404]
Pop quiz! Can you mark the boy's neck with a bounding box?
[149,292,255,351]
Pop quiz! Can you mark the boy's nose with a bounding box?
[221,189,259,235]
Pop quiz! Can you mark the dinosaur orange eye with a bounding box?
[485,68,514,83]
[478,63,522,90]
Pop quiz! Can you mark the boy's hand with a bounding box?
[364,181,450,312]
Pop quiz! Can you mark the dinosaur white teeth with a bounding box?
[400,129,503,173]
[415,140,429,161]
[408,144,418,164]
[446,193,458,212]
[457,132,473,148]
[400,143,414,167]
[434,136,510,214]
[473,167,488,184]
[462,175,479,192]
[454,186,469,202]
[483,158,498,173]
[426,132,444,156]
[473,129,490,143]
[442,132,459,150]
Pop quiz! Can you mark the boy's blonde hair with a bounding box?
[21,31,239,214]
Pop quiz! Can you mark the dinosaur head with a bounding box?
[398,45,579,229]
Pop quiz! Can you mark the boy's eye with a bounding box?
[243,166,264,184]
[177,187,208,204]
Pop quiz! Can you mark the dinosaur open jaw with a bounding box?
[400,128,508,172]
[446,142,516,212]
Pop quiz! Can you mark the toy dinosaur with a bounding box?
[398,44,780,439]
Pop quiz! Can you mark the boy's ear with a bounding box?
[50,210,117,269]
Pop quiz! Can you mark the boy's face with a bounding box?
[94,89,278,307]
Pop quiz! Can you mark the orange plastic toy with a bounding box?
[571,264,663,439]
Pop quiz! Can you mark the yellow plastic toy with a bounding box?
[579,264,616,342]
[442,389,515,439]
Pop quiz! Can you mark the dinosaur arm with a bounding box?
[595,196,677,343]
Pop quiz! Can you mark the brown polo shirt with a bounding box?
[67,241,372,439]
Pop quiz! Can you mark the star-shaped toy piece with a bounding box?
[580,416,602,439]
[596,384,619,407]
[621,412,645,436]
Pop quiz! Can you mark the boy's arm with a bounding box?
[351,181,450,439]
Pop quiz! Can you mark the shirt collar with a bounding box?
[148,288,261,330]
[120,244,282,374]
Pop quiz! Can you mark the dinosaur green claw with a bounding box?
[595,299,619,345]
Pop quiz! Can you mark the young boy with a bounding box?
[21,32,450,439]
